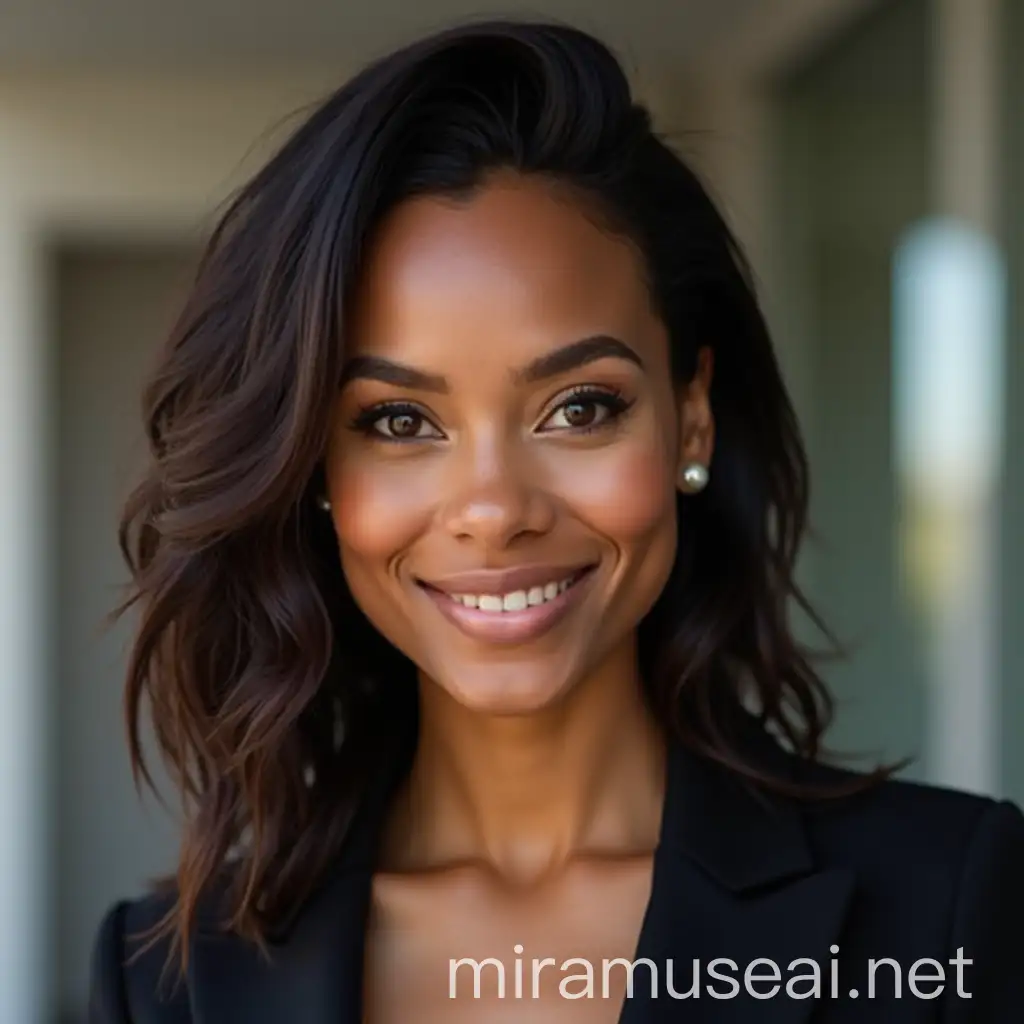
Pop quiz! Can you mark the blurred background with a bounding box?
[0,0,1020,1020]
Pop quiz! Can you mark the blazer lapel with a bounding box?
[620,717,855,1023]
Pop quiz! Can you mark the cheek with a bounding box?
[329,458,431,563]
[554,439,676,544]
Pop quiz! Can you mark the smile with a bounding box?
[448,573,578,612]
[416,565,595,644]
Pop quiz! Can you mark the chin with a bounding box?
[439,664,576,716]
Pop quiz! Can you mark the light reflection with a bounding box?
[892,217,1006,792]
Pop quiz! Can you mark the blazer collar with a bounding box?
[657,711,815,892]
[619,715,854,1022]
[186,711,854,1024]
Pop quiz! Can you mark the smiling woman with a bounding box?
[88,18,1024,1024]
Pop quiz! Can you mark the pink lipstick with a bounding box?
[415,564,595,644]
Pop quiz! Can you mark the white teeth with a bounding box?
[451,576,578,613]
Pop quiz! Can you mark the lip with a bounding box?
[416,564,596,645]
[418,563,595,597]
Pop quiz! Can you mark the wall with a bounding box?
[53,246,198,1019]
[769,0,1017,800]
[771,0,933,773]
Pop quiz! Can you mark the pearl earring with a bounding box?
[679,462,709,493]
[316,494,332,511]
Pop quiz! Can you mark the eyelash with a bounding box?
[349,386,634,443]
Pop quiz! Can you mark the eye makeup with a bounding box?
[348,384,636,443]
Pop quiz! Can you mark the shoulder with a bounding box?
[796,755,1024,947]
[88,889,191,1024]
[789,757,1024,1012]
[795,754,1024,875]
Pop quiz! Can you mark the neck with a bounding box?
[379,638,666,883]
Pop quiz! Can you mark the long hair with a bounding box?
[115,19,885,966]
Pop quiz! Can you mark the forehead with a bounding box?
[347,174,656,363]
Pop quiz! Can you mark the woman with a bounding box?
[89,19,1022,1024]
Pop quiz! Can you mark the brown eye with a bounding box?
[370,407,444,440]
[387,412,423,437]
[351,402,444,442]
[561,400,598,428]
[540,388,630,433]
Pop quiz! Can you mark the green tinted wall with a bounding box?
[771,0,932,777]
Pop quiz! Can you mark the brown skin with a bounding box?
[323,171,714,1022]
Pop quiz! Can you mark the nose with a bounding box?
[439,438,556,549]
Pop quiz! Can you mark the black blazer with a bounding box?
[89,716,1024,1023]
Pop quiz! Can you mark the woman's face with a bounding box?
[324,172,713,714]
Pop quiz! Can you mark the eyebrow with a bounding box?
[338,355,447,393]
[339,335,643,393]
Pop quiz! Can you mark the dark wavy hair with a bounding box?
[114,18,886,965]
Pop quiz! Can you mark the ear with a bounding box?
[675,346,715,487]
